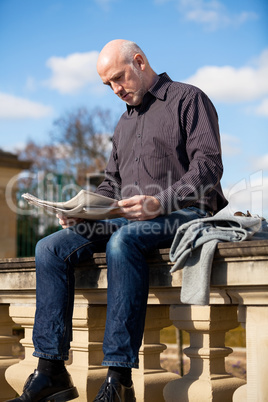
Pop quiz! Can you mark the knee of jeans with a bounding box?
[106,229,132,257]
[35,231,62,259]
[35,238,52,265]
[35,237,47,257]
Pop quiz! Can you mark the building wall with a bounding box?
[0,151,31,258]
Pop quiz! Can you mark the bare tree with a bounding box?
[18,106,116,187]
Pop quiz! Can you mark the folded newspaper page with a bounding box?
[22,190,121,220]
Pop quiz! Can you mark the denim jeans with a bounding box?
[33,207,207,368]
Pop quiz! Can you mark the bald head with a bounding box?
[97,40,148,72]
[97,39,158,106]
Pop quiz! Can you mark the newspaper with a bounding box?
[22,190,121,220]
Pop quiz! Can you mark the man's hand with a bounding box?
[56,214,85,229]
[115,195,163,221]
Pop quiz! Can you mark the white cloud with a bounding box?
[2,143,27,153]
[252,154,268,171]
[44,51,101,94]
[94,0,117,11]
[177,0,258,31]
[25,76,37,92]
[255,98,268,116]
[185,49,268,103]
[221,134,241,157]
[0,92,53,119]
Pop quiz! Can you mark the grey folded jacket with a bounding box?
[169,212,263,305]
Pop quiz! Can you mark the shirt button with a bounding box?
[134,181,138,185]
[135,157,139,162]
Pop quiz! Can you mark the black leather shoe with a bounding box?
[5,369,79,402]
[93,376,136,401]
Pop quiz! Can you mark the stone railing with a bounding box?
[0,239,268,401]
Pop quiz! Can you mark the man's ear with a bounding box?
[134,53,145,70]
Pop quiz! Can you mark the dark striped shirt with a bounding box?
[96,73,228,214]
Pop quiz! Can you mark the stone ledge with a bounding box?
[1,240,267,289]
[0,240,267,305]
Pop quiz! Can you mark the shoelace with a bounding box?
[96,380,122,402]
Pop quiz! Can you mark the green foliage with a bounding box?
[160,324,246,348]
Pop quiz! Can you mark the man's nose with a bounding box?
[112,82,123,94]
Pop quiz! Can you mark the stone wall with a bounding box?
[0,151,31,258]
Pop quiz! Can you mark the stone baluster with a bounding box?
[0,305,20,401]
[5,304,37,395]
[133,305,178,402]
[5,301,108,401]
[233,306,268,402]
[67,304,108,401]
[164,305,245,402]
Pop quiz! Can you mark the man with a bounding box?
[8,39,227,402]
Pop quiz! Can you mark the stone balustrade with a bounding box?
[0,239,268,401]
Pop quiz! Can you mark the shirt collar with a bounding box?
[148,72,173,100]
[126,73,173,114]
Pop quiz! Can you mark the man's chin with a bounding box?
[125,97,142,107]
[121,91,144,106]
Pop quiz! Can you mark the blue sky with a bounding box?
[0,0,267,216]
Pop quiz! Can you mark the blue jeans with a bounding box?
[33,207,207,368]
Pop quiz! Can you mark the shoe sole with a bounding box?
[40,386,79,402]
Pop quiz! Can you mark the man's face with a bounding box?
[98,58,147,106]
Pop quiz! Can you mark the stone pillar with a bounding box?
[233,306,268,402]
[133,305,178,402]
[5,304,37,395]
[164,305,245,402]
[67,304,108,402]
[0,305,20,401]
